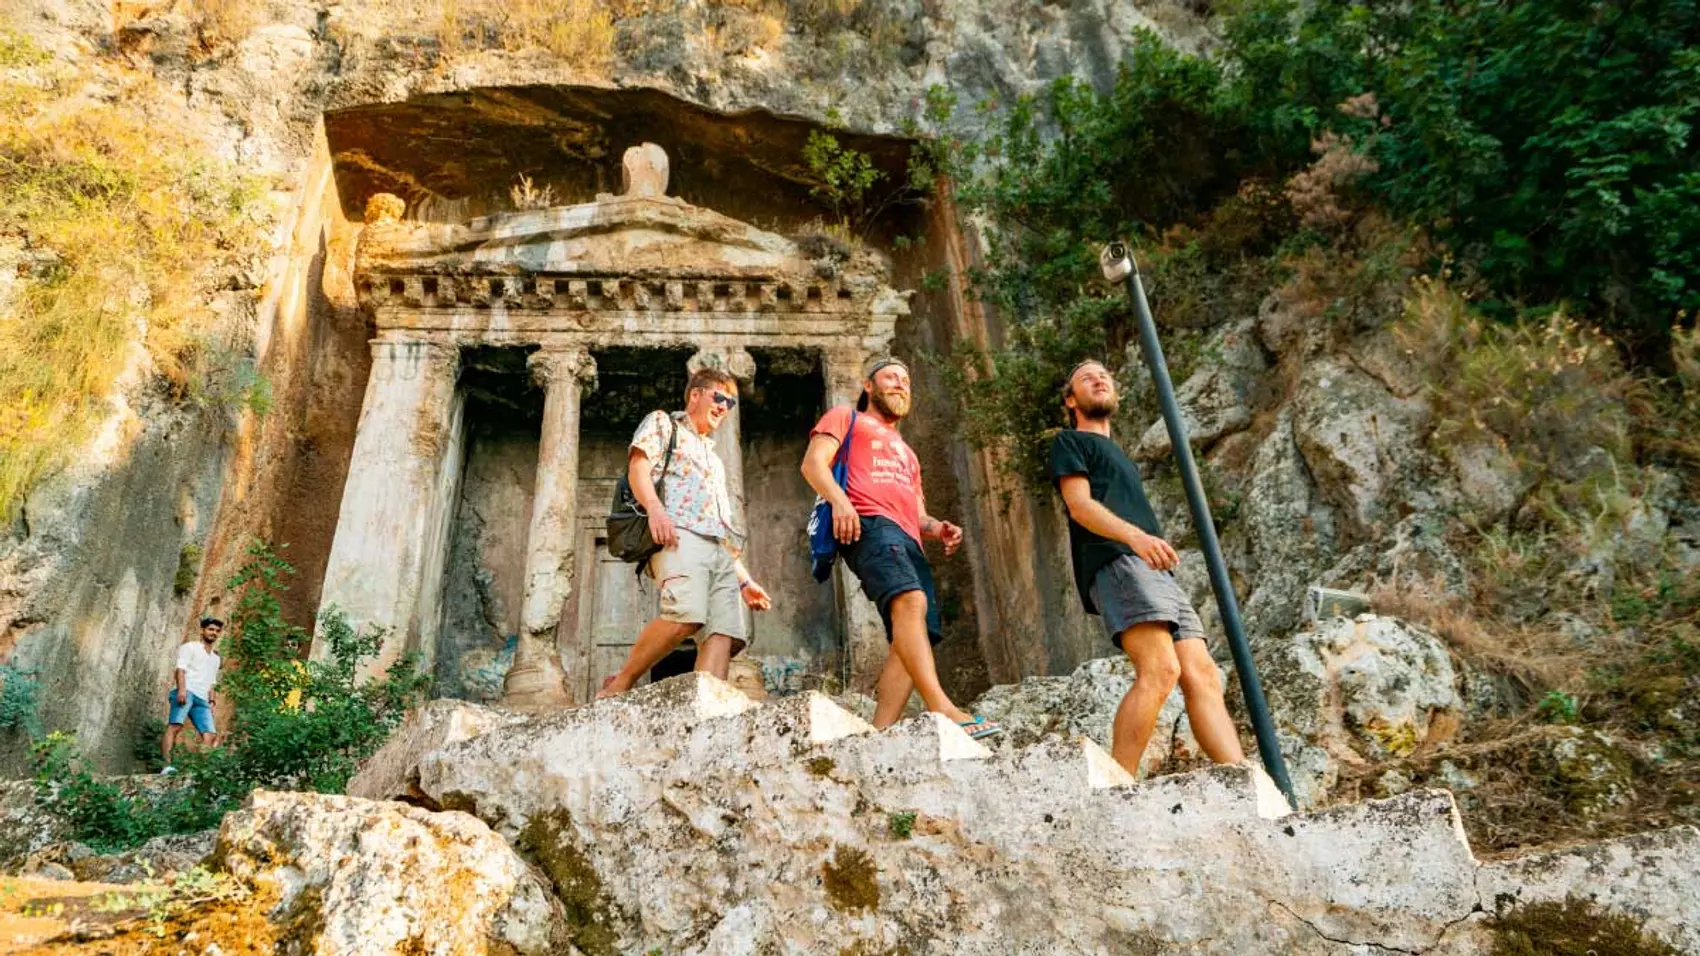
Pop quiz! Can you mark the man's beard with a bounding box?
[1074,391,1119,420]
[870,388,911,420]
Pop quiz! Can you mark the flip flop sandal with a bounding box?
[957,715,1005,741]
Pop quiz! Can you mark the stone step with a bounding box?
[1475,824,1700,954]
[812,711,993,784]
[1237,790,1480,954]
[415,672,759,833]
[316,676,1700,956]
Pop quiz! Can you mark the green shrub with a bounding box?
[887,810,916,839]
[0,661,43,738]
[1536,691,1580,725]
[32,541,430,851]
[132,717,169,773]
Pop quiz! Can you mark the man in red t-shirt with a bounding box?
[802,358,1002,740]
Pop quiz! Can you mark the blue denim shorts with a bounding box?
[167,690,216,734]
[840,516,944,646]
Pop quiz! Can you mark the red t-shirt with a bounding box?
[811,405,924,543]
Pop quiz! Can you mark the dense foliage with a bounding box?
[921,0,1698,477]
[32,543,430,852]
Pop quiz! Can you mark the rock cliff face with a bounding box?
[0,0,1197,768]
[180,676,1695,954]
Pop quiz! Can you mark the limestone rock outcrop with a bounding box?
[1260,615,1465,807]
[1135,318,1273,460]
[216,790,566,955]
[281,673,1696,956]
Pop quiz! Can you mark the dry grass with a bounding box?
[1368,580,1581,695]
[1398,278,1636,478]
[429,0,908,70]
[186,0,262,46]
[508,173,556,211]
[0,28,261,519]
[437,0,619,68]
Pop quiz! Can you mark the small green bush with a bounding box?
[887,810,916,839]
[0,661,43,738]
[1536,691,1580,726]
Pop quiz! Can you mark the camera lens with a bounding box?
[1108,242,1128,261]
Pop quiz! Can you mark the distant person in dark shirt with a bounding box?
[1048,360,1245,775]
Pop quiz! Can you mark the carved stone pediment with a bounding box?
[354,144,902,321]
[359,195,813,279]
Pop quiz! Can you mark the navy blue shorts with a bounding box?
[840,516,944,646]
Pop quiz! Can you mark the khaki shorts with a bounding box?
[648,529,748,647]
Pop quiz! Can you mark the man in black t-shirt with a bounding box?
[1048,360,1246,776]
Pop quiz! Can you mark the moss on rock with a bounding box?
[1490,897,1678,956]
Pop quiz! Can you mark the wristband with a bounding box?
[739,579,755,591]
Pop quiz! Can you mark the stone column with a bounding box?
[687,346,756,533]
[504,347,598,711]
[317,338,465,680]
[821,347,888,693]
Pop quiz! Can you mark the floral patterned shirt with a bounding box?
[630,410,738,542]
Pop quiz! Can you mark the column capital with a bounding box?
[368,339,459,383]
[688,345,756,384]
[529,346,598,391]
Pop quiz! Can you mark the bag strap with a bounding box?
[832,410,857,486]
[653,412,679,495]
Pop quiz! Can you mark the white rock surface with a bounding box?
[291,672,1698,956]
[1136,318,1272,460]
[346,697,526,802]
[1292,359,1432,540]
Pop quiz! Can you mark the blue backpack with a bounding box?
[808,411,858,582]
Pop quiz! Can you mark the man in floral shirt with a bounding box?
[598,366,773,696]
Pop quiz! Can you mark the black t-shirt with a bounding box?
[1048,429,1163,615]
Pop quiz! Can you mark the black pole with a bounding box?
[1100,242,1297,808]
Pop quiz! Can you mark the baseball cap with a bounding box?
[857,357,909,411]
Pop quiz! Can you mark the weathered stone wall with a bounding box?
[437,423,538,701]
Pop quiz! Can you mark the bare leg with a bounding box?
[598,618,702,698]
[1176,639,1245,763]
[883,591,972,724]
[692,634,737,681]
[870,650,914,729]
[162,723,182,763]
[1112,623,1182,775]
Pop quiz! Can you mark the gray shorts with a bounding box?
[1089,554,1206,647]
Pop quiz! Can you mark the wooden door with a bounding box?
[574,533,658,700]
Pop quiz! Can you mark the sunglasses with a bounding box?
[710,392,738,410]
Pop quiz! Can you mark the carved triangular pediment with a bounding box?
[353,143,907,321]
[358,195,821,280]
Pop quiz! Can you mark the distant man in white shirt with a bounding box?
[161,616,224,770]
